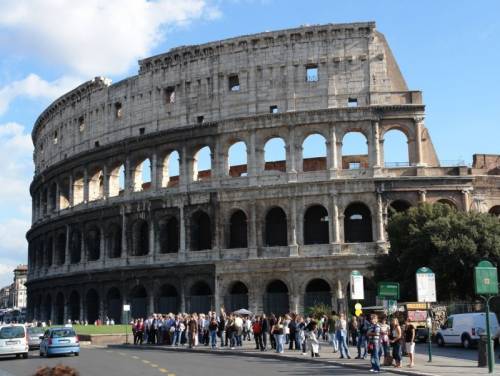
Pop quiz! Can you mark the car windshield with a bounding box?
[0,326,25,339]
[28,327,45,335]
[51,329,76,338]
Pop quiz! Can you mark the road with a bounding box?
[0,346,368,376]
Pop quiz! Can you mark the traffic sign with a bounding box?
[383,299,397,314]
[377,282,400,300]
[416,267,437,303]
[123,304,131,312]
[350,271,364,300]
[474,261,498,295]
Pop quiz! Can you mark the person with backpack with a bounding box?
[367,314,381,373]
[252,316,264,350]
[208,315,219,349]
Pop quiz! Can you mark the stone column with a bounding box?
[124,158,132,195]
[289,200,299,256]
[83,168,89,204]
[150,152,158,191]
[248,131,257,180]
[414,117,425,166]
[178,205,186,261]
[418,189,427,203]
[68,175,74,207]
[248,202,258,258]
[179,146,188,191]
[102,164,110,199]
[179,283,186,313]
[372,121,381,168]
[55,183,60,212]
[149,218,155,260]
[462,189,471,212]
[64,225,70,267]
[331,195,340,243]
[121,206,127,258]
[376,192,385,243]
[287,127,298,181]
[328,125,339,174]
[100,224,106,266]
[149,294,155,315]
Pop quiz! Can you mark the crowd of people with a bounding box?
[130,309,417,373]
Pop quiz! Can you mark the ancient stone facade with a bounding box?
[26,22,500,324]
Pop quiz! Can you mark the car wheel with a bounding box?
[15,354,20,359]
[22,353,28,359]
[74,352,79,356]
[436,334,445,347]
[462,334,472,349]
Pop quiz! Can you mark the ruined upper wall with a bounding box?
[32,21,421,175]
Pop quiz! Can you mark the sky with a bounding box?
[0,0,499,287]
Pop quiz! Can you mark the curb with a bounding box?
[108,344,439,376]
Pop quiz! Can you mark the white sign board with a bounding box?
[416,269,436,303]
[123,304,131,312]
[350,271,364,300]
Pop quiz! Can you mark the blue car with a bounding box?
[39,327,80,357]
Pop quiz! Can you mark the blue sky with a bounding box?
[0,0,499,286]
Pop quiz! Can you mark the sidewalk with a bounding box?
[108,339,500,376]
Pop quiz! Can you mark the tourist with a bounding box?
[208,315,219,349]
[367,314,381,373]
[390,317,402,368]
[404,318,416,368]
[327,310,339,353]
[379,316,391,365]
[355,315,368,359]
[337,313,351,359]
[305,320,320,358]
[272,316,285,353]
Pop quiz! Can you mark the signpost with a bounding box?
[350,271,364,300]
[416,267,437,363]
[123,304,131,345]
[474,260,498,374]
[377,282,400,300]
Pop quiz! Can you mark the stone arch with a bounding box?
[88,166,104,201]
[86,289,100,324]
[382,129,410,167]
[344,202,373,242]
[188,281,212,313]
[489,205,500,217]
[437,198,458,210]
[227,141,248,177]
[264,280,289,315]
[68,291,80,322]
[106,287,122,324]
[302,133,327,172]
[304,204,329,244]
[49,182,57,212]
[265,207,287,246]
[225,281,249,312]
[193,146,212,181]
[70,228,81,264]
[45,236,53,267]
[132,157,152,192]
[59,177,70,209]
[130,285,148,319]
[108,161,126,197]
[158,284,179,313]
[85,225,101,261]
[43,294,52,322]
[191,210,211,251]
[56,232,66,265]
[73,171,84,205]
[131,219,149,256]
[106,223,122,258]
[264,137,286,172]
[161,150,180,188]
[159,216,179,254]
[55,292,65,324]
[389,199,412,215]
[229,209,248,248]
[304,278,331,309]
[341,131,369,170]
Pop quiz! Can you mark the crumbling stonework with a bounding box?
[26,22,499,323]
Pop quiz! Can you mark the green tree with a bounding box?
[373,203,500,301]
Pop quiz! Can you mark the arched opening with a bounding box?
[265,207,287,246]
[225,281,249,312]
[88,168,104,201]
[264,137,286,172]
[73,172,84,205]
[86,289,99,324]
[489,205,500,217]
[56,233,66,265]
[159,217,179,254]
[70,228,81,264]
[45,237,53,267]
[193,146,212,181]
[132,219,149,256]
[437,199,458,210]
[41,188,48,214]
[304,279,331,309]
[342,132,368,169]
[133,158,152,192]
[109,163,125,197]
[229,210,248,248]
[383,129,409,167]
[107,223,122,258]
[130,285,148,319]
[188,281,212,313]
[59,177,70,209]
[344,203,373,243]
[304,205,329,244]
[264,280,289,315]
[158,284,179,313]
[49,183,57,212]
[106,288,122,324]
[55,293,64,324]
[191,211,211,251]
[43,295,52,322]
[302,133,327,171]
[162,150,180,187]
[37,240,44,269]
[228,141,247,177]
[69,291,80,322]
[85,226,101,261]
[389,200,412,215]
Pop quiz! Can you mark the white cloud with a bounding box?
[0,0,220,77]
[0,74,82,115]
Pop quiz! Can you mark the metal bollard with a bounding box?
[478,334,489,367]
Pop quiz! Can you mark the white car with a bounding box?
[436,312,499,349]
[0,324,29,359]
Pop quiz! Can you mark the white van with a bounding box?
[0,324,29,359]
[436,312,499,349]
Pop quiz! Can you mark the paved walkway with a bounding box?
[109,339,500,376]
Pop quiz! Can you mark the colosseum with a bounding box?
[26,21,500,324]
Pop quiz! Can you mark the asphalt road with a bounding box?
[0,346,369,376]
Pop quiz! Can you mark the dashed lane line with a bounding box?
[150,364,158,368]
[158,368,168,373]
[132,355,140,359]
[142,359,151,364]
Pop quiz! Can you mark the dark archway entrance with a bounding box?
[69,291,80,322]
[225,281,249,312]
[229,210,248,248]
[160,217,179,253]
[158,284,179,313]
[43,295,52,323]
[106,288,122,324]
[304,279,331,309]
[304,205,329,244]
[130,285,148,319]
[188,282,212,313]
[264,280,289,315]
[55,293,65,324]
[86,289,99,324]
[344,203,373,242]
[107,224,122,258]
[265,207,287,246]
[70,229,81,264]
[86,226,101,261]
[191,211,212,250]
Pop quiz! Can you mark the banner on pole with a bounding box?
[416,267,436,303]
[350,270,364,300]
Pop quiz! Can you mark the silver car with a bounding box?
[27,327,45,350]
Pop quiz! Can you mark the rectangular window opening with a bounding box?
[115,102,122,118]
[78,117,85,132]
[348,98,358,107]
[349,162,361,170]
[270,105,279,114]
[94,141,100,148]
[164,87,175,104]
[53,131,58,144]
[197,115,204,124]
[306,65,318,82]
[139,127,145,135]
[228,74,240,91]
